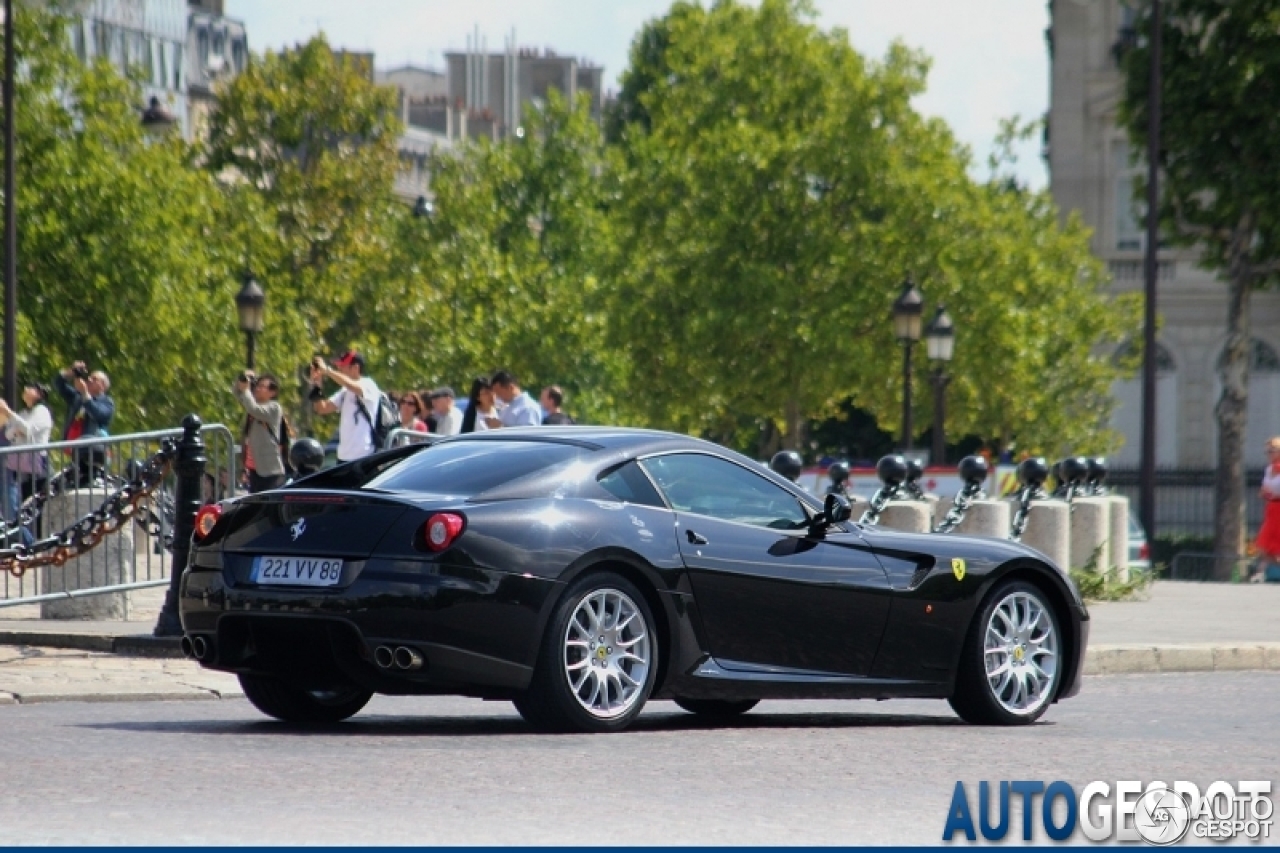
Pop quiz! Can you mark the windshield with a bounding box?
[363,440,591,497]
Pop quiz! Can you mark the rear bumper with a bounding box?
[178,560,561,696]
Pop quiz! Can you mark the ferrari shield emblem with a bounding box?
[951,558,966,581]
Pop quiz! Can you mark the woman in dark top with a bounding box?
[459,376,493,434]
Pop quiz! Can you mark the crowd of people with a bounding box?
[231,348,577,492]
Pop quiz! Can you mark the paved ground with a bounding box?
[0,581,1278,702]
[0,671,1275,845]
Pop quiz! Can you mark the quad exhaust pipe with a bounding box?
[182,634,214,662]
[374,644,425,671]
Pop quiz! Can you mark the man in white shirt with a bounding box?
[487,371,543,429]
[308,350,382,462]
[429,386,462,436]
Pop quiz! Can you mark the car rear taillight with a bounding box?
[194,504,223,541]
[423,513,465,552]
[1139,542,1150,560]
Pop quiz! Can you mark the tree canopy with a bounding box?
[1,1,1137,463]
[1120,0,1280,572]
[604,0,1135,457]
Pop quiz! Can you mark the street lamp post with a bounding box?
[3,0,16,407]
[234,271,264,370]
[925,305,955,466]
[892,276,924,452]
[140,95,177,135]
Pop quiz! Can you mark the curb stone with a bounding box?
[1084,643,1280,676]
[0,630,181,657]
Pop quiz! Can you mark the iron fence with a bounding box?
[0,423,236,609]
[1106,468,1265,538]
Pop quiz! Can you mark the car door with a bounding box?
[639,452,891,676]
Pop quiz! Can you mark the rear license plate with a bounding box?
[252,556,344,587]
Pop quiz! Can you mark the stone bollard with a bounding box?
[878,500,932,533]
[1069,497,1110,572]
[41,490,133,619]
[1108,495,1131,581]
[937,497,1011,537]
[844,494,870,516]
[1017,499,1070,568]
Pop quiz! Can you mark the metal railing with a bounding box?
[0,423,236,609]
[1168,551,1255,582]
[383,426,434,450]
[1107,468,1265,538]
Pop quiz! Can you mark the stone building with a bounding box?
[1048,0,1280,469]
[62,0,191,135]
[376,33,604,205]
[186,0,247,140]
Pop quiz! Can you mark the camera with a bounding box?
[72,365,89,380]
[238,371,255,384]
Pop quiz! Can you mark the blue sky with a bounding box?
[225,0,1051,188]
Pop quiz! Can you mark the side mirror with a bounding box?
[812,492,852,533]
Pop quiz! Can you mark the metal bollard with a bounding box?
[153,414,208,638]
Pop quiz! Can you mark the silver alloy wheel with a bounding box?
[563,588,651,719]
[983,590,1058,715]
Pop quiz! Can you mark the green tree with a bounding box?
[413,92,621,422]
[5,5,243,432]
[204,36,405,422]
[1119,0,1280,576]
[608,0,1135,457]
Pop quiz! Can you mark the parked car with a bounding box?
[1129,512,1152,574]
[179,428,1089,732]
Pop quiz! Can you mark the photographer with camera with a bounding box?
[233,370,288,493]
[308,349,383,463]
[54,361,115,486]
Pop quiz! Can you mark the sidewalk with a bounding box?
[0,581,1277,705]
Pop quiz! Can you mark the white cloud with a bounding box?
[226,0,1049,187]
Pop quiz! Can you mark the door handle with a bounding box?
[686,530,709,546]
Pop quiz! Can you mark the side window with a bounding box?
[596,462,666,509]
[640,453,809,530]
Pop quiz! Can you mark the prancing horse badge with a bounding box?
[951,558,966,581]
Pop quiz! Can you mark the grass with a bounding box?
[1068,544,1155,602]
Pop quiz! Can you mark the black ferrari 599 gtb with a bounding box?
[179,428,1088,732]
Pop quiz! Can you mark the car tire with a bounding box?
[238,673,372,723]
[673,697,759,718]
[515,571,659,733]
[949,579,1063,726]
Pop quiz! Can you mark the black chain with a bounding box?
[1009,482,1048,542]
[0,440,177,578]
[859,483,904,526]
[934,480,987,534]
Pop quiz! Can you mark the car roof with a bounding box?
[432,427,817,505]
[438,426,713,457]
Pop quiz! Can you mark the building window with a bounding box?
[1114,339,1176,373]
[1217,339,1280,374]
[197,27,209,70]
[71,19,87,62]
[1114,140,1144,251]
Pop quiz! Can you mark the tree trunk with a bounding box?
[784,396,805,453]
[1214,257,1252,581]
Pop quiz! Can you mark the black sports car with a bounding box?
[179,428,1088,732]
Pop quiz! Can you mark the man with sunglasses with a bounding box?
[233,370,287,493]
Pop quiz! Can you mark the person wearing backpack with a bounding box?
[233,370,289,493]
[308,349,385,462]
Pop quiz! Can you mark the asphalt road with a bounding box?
[1,671,1277,845]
